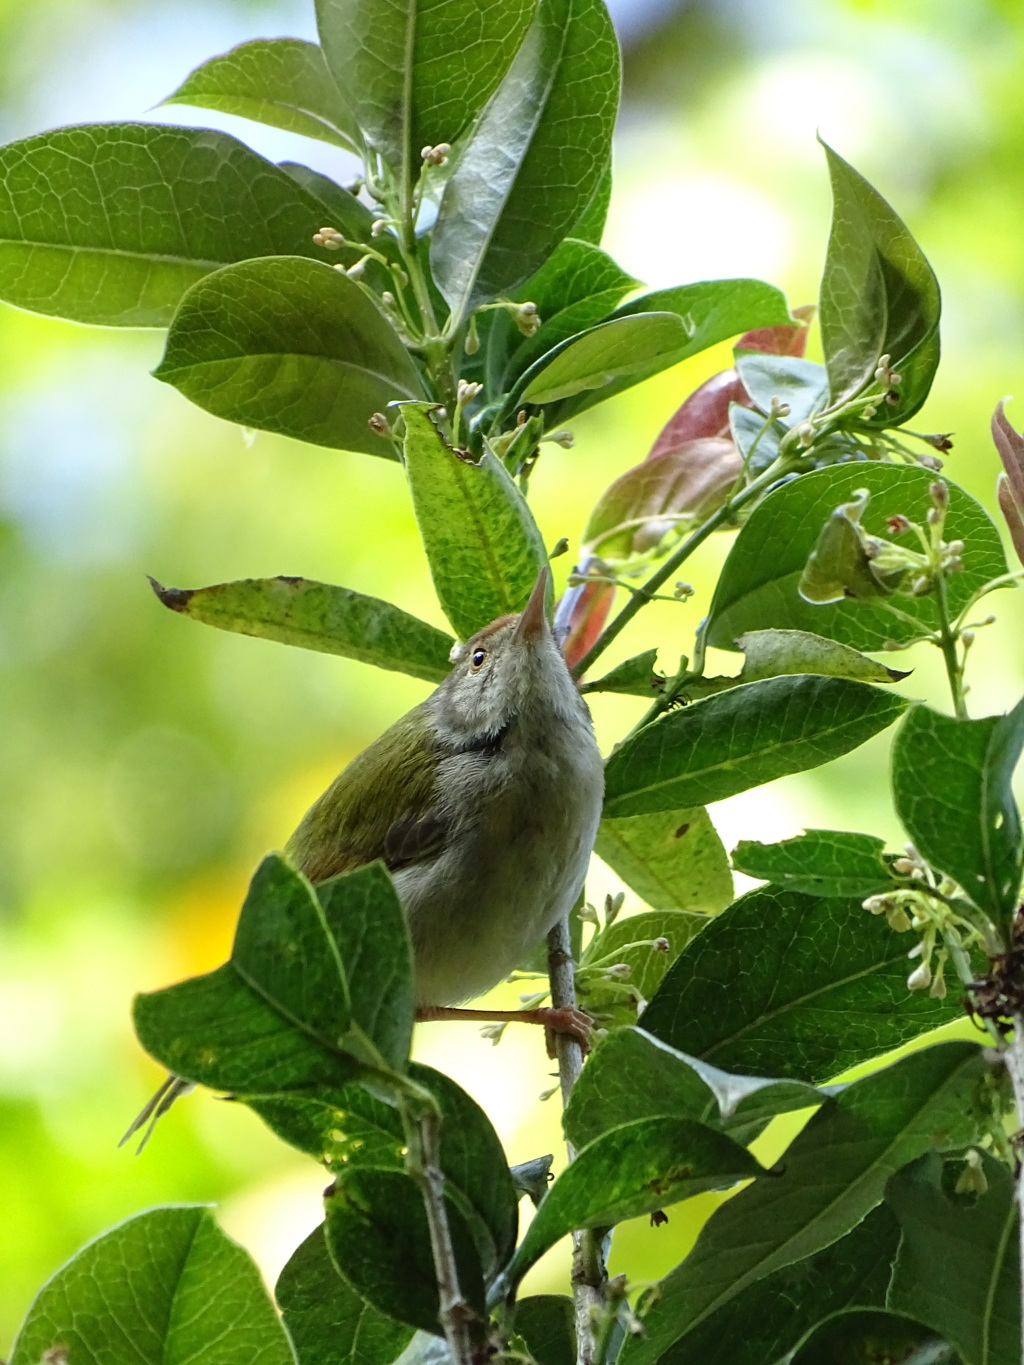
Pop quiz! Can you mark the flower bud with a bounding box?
[515,301,541,337]
[892,857,916,876]
[907,960,932,990]
[381,290,396,307]
[887,515,911,535]
[421,143,451,166]
[606,963,632,981]
[926,433,954,451]
[547,429,575,448]
[371,218,389,237]
[674,581,695,598]
[368,412,390,436]
[796,421,815,447]
[945,539,964,556]
[927,507,942,526]
[930,480,950,509]
[955,1150,988,1197]
[919,454,944,471]
[653,936,671,953]
[861,404,878,419]
[605,891,625,924]
[911,574,933,596]
[550,536,570,558]
[457,379,483,405]
[312,226,345,250]
[347,259,366,280]
[961,629,975,648]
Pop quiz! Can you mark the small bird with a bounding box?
[287,567,605,1039]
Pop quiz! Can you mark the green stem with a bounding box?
[933,570,968,720]
[571,458,799,682]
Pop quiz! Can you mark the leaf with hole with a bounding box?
[152,576,454,683]
[892,698,1024,934]
[603,674,907,818]
[10,1206,295,1365]
[639,886,962,1081]
[707,464,1007,652]
[154,257,424,455]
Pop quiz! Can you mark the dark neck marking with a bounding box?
[452,723,509,758]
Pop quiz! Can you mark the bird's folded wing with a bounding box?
[286,703,445,884]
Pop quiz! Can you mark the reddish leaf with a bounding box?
[559,563,616,672]
[736,302,815,357]
[583,437,742,561]
[992,400,1024,510]
[648,370,748,455]
[997,473,1024,569]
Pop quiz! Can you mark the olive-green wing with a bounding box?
[286,703,444,885]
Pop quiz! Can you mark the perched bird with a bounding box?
[287,566,605,1037]
[123,569,601,1150]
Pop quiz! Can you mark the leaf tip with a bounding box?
[148,575,194,612]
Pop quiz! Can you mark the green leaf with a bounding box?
[316,0,534,191]
[316,863,416,1071]
[277,163,378,243]
[10,1206,295,1365]
[580,648,663,697]
[400,403,548,636]
[892,700,1024,935]
[154,256,424,455]
[595,808,733,913]
[888,1151,1020,1365]
[325,1168,485,1334]
[163,38,360,151]
[563,1026,830,1152]
[277,1223,413,1365]
[603,675,907,818]
[619,1041,986,1365]
[510,1156,555,1206]
[151,575,455,684]
[497,238,638,391]
[133,859,413,1095]
[430,0,619,322]
[515,1296,576,1365]
[734,353,829,426]
[503,1116,765,1288]
[731,830,897,898]
[639,886,962,1081]
[786,1309,958,1365]
[819,140,941,420]
[707,464,1007,653]
[576,910,708,1027]
[520,312,694,404]
[641,1204,900,1365]
[730,629,909,686]
[251,1062,517,1276]
[0,124,348,326]
[532,279,789,423]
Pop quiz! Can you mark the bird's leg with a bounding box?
[415,1004,593,1055]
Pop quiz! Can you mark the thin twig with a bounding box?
[399,1093,478,1365]
[547,918,606,1365]
[1001,1017,1024,1361]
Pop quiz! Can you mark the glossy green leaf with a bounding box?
[563,1026,829,1152]
[515,1296,576,1365]
[154,256,424,455]
[641,1204,900,1365]
[595,808,733,912]
[163,38,359,151]
[731,829,897,898]
[603,675,907,818]
[10,1206,295,1365]
[0,124,344,326]
[497,237,637,391]
[819,141,941,420]
[430,0,619,321]
[731,629,909,685]
[325,1168,485,1335]
[504,1116,764,1287]
[277,1223,413,1365]
[707,464,1007,652]
[787,1309,957,1365]
[316,0,534,189]
[521,313,694,404]
[532,279,789,423]
[570,152,612,245]
[888,1151,1019,1365]
[400,403,548,636]
[892,700,1024,934]
[620,1042,986,1365]
[151,575,455,684]
[254,1063,515,1276]
[277,162,378,243]
[639,886,962,1081]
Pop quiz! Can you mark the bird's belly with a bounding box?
[395,745,603,1006]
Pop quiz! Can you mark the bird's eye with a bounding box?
[471,648,487,670]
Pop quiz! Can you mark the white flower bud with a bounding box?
[381,291,396,307]
[421,143,451,166]
[907,961,932,990]
[347,260,366,280]
[892,858,916,875]
[961,629,975,648]
[547,430,575,448]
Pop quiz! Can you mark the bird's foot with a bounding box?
[414,1004,593,1055]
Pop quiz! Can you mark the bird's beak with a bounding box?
[514,566,550,643]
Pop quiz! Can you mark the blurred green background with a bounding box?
[3,0,1024,1341]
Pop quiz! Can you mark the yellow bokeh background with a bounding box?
[3,0,1024,1342]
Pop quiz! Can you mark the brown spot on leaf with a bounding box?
[674,823,690,839]
[148,576,194,612]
